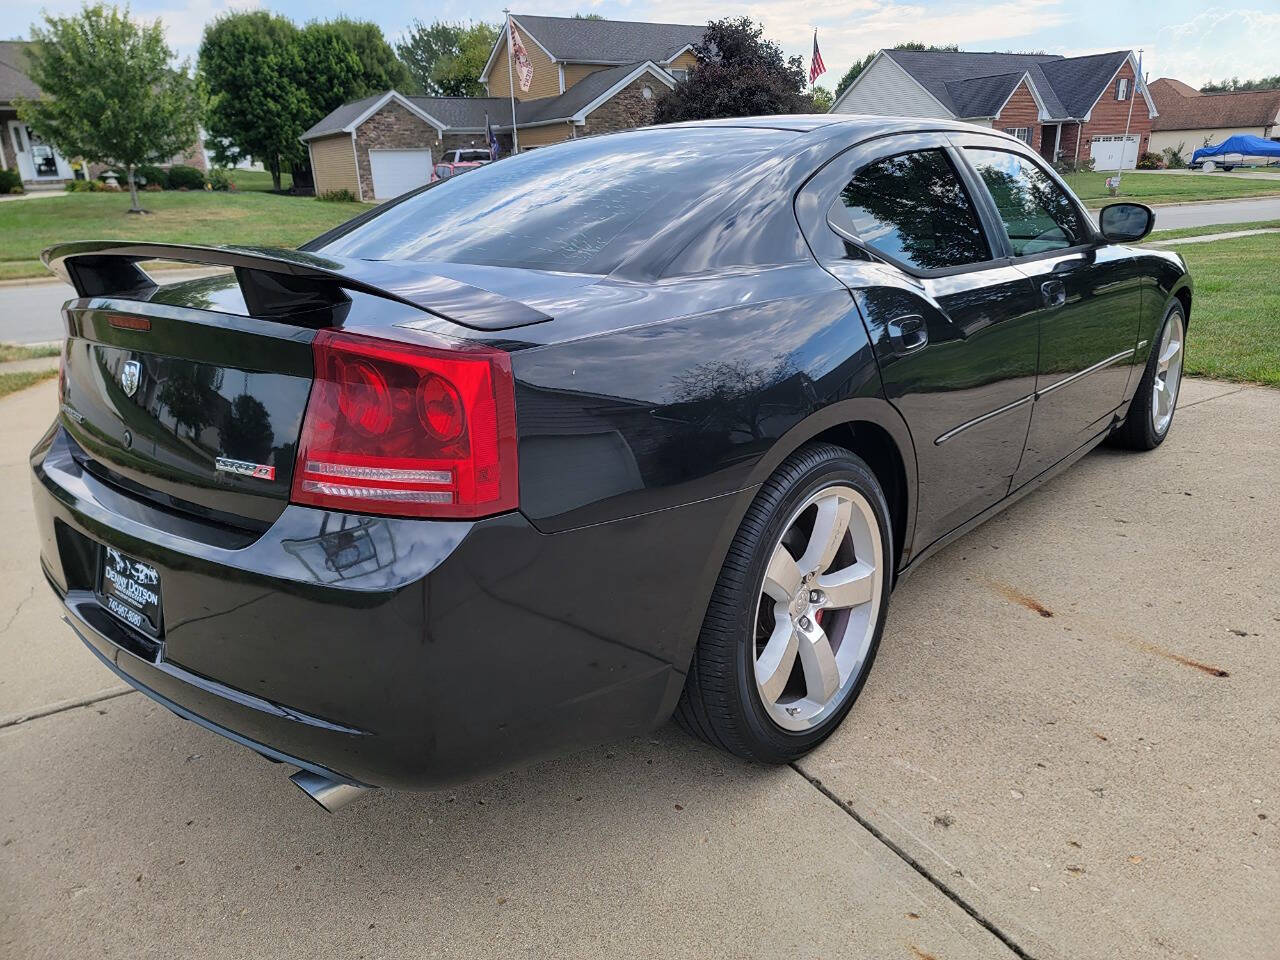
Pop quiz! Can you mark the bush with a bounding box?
[1136,151,1164,170]
[65,178,99,192]
[143,183,163,191]
[133,164,166,188]
[1161,142,1188,169]
[208,168,236,191]
[0,169,22,194]
[1054,155,1095,174]
[316,189,357,203]
[165,164,205,190]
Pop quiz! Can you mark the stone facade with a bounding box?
[353,99,441,200]
[581,77,663,137]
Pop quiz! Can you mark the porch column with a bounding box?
[1053,123,1062,161]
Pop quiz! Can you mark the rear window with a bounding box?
[316,127,788,274]
[456,150,490,162]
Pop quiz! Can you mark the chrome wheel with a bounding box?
[754,484,885,732]
[1151,312,1184,436]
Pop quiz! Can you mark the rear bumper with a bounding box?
[31,424,748,789]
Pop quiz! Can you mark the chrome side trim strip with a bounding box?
[1035,348,1135,399]
[935,394,1034,445]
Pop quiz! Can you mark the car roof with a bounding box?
[660,113,1012,138]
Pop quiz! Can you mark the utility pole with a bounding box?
[1116,48,1141,187]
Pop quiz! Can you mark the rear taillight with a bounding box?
[291,329,518,518]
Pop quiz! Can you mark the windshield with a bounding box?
[316,127,789,274]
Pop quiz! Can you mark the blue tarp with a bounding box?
[1192,134,1280,165]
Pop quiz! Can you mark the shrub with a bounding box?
[1054,155,1095,174]
[208,167,235,191]
[0,169,22,194]
[1161,142,1188,169]
[1136,151,1164,170]
[316,189,357,203]
[165,164,205,190]
[143,183,164,191]
[65,178,99,192]
[133,164,166,188]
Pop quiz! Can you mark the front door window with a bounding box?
[26,128,59,177]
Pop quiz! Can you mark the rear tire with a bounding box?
[1110,302,1186,451]
[675,443,892,763]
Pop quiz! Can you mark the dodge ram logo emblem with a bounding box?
[120,360,141,398]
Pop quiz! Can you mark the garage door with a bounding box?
[369,149,432,200]
[1090,135,1139,170]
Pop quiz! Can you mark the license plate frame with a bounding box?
[98,545,164,639]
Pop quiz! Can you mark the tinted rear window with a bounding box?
[316,127,788,274]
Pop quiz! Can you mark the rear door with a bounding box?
[799,133,1042,551]
[954,138,1144,484]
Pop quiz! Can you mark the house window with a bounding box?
[669,69,687,82]
[1003,127,1032,145]
[1117,77,1129,101]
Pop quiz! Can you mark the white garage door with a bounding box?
[368,149,432,200]
[1090,135,1139,170]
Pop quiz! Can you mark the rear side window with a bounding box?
[965,148,1088,256]
[838,149,991,272]
[317,127,788,275]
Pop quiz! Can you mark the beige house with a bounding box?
[1148,78,1280,158]
[302,13,704,202]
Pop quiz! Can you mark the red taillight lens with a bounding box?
[291,329,518,518]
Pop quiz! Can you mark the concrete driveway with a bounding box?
[1,376,1276,960]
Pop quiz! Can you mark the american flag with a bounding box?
[809,31,826,85]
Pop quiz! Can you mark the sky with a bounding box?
[6,0,1278,88]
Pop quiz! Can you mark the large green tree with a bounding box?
[17,4,200,213]
[201,13,409,190]
[1201,75,1280,92]
[834,42,960,98]
[654,16,814,123]
[396,20,498,97]
[199,11,308,191]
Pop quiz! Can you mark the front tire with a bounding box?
[675,443,892,763]
[1111,302,1186,451]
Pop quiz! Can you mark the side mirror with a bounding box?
[1099,202,1155,243]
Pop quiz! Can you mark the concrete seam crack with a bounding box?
[0,687,136,729]
[791,762,1040,960]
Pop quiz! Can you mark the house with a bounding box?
[1,40,207,190]
[302,13,704,201]
[1148,78,1280,159]
[830,48,1157,169]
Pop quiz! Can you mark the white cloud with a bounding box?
[639,0,1068,79]
[1149,8,1280,85]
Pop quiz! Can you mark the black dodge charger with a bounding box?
[32,116,1191,810]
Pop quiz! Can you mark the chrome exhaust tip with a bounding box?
[289,769,367,812]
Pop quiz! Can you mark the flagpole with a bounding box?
[1117,48,1140,186]
[505,9,520,154]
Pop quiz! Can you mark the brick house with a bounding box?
[1148,78,1280,159]
[2,40,208,190]
[301,13,704,201]
[831,49,1157,169]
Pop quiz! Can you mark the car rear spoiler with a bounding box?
[41,241,552,331]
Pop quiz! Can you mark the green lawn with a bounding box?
[0,189,363,281]
[1063,171,1280,207]
[224,169,293,192]
[1174,234,1280,386]
[0,343,60,362]
[1148,219,1280,241]
[0,369,56,400]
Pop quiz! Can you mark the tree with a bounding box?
[17,4,200,214]
[834,42,959,98]
[1201,75,1280,92]
[654,16,812,123]
[200,11,309,191]
[396,20,499,97]
[811,84,834,112]
[305,19,413,96]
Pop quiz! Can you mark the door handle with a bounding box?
[887,314,927,353]
[1041,280,1066,308]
